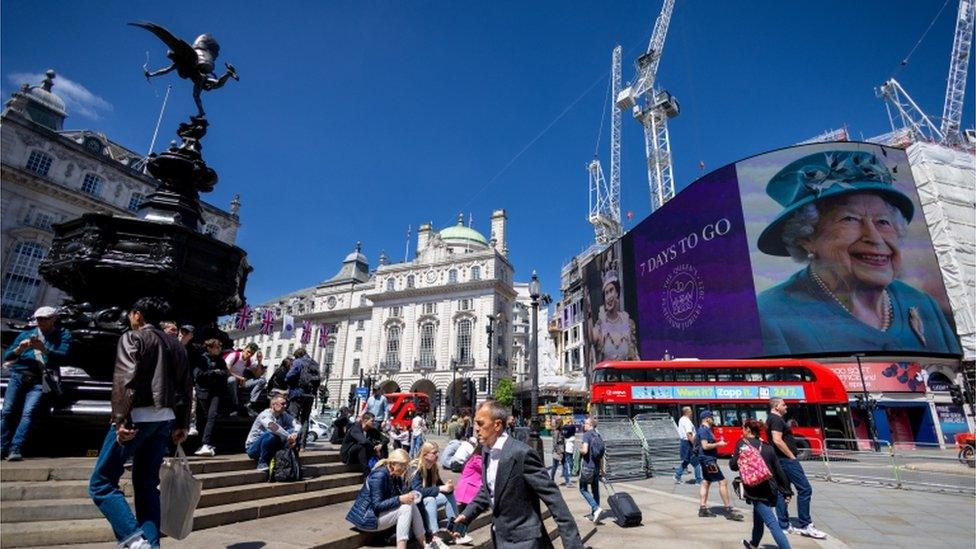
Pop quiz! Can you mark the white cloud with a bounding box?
[7,72,113,120]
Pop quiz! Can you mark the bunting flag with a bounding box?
[235,304,252,331]
[318,323,330,347]
[281,314,295,339]
[259,309,275,335]
[300,320,312,345]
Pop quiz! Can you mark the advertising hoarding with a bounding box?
[582,142,962,360]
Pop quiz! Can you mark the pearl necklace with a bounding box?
[810,270,892,332]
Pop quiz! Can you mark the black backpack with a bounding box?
[270,447,302,482]
[298,359,321,395]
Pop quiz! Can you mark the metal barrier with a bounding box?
[817,438,976,495]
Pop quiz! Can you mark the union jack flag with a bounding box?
[300,320,312,345]
[235,304,252,331]
[318,323,330,347]
[259,309,275,335]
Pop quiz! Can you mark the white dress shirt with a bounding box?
[485,431,509,498]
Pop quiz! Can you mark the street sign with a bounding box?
[356,386,368,399]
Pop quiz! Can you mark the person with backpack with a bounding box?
[285,348,320,448]
[224,343,267,415]
[578,416,606,523]
[730,419,794,549]
[245,395,298,471]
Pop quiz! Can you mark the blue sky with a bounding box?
[2,1,972,303]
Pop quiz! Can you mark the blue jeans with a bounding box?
[247,431,285,466]
[421,491,457,533]
[550,455,569,484]
[409,433,424,458]
[579,468,601,513]
[752,500,792,548]
[674,439,702,482]
[776,458,812,529]
[0,372,45,454]
[89,420,172,549]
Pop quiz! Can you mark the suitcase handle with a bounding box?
[600,477,616,496]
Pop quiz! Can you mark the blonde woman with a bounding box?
[409,441,469,544]
[346,448,430,549]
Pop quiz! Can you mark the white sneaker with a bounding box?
[127,538,152,549]
[455,534,474,545]
[800,525,827,539]
[194,444,215,457]
[188,426,199,437]
[592,508,604,524]
[784,525,799,535]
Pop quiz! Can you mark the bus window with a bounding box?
[620,369,645,382]
[745,371,763,382]
[675,368,707,382]
[722,408,739,427]
[593,369,608,383]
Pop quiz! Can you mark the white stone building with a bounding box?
[227,211,522,420]
[0,71,240,326]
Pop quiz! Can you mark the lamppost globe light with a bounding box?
[529,270,541,300]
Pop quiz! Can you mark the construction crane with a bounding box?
[616,0,679,214]
[878,0,974,148]
[588,45,623,245]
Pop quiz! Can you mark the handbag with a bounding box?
[580,465,595,485]
[41,367,63,397]
[703,462,720,475]
[159,444,203,540]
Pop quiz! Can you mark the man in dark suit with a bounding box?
[454,401,583,549]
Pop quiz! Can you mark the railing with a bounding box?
[451,358,475,371]
[414,359,436,371]
[812,438,976,496]
[378,360,401,373]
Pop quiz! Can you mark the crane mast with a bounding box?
[616,0,679,214]
[877,78,945,143]
[588,45,624,245]
[941,0,974,145]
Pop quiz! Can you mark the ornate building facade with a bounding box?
[227,211,521,420]
[0,71,241,327]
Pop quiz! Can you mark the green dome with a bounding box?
[440,215,489,247]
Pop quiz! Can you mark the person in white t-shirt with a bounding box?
[674,406,702,484]
[224,343,267,413]
[409,413,427,458]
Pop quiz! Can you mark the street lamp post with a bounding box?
[853,353,880,451]
[486,314,495,397]
[528,270,544,456]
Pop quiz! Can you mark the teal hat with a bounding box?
[757,150,915,256]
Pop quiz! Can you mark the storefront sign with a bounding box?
[822,362,926,393]
[935,404,969,445]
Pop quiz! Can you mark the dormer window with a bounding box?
[387,278,396,291]
[471,266,481,280]
[448,269,458,283]
[84,137,104,155]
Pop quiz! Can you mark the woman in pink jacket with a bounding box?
[451,448,483,546]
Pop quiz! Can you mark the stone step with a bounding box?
[0,471,364,522]
[0,450,341,482]
[1,482,364,547]
[1,453,348,501]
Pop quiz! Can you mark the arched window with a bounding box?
[204,223,219,237]
[323,337,336,367]
[456,319,472,365]
[81,173,103,197]
[25,151,53,176]
[407,274,415,288]
[419,323,436,368]
[1,242,45,319]
[387,278,395,291]
[471,266,481,280]
[448,269,458,283]
[385,325,401,365]
[128,192,145,212]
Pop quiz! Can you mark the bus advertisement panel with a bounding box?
[581,142,962,360]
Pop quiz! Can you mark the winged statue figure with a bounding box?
[129,21,239,117]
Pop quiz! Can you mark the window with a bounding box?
[275,344,282,358]
[458,299,472,311]
[407,275,415,288]
[352,358,361,376]
[204,224,219,237]
[387,278,395,291]
[287,343,294,355]
[390,306,401,318]
[385,325,401,365]
[128,193,145,212]
[27,212,55,230]
[324,338,336,366]
[456,319,472,365]
[265,346,271,358]
[448,269,458,283]
[354,336,363,351]
[471,266,481,280]
[25,151,53,176]
[1,241,45,319]
[419,323,436,367]
[571,326,579,342]
[357,320,364,331]
[81,173,103,197]
[423,302,436,315]
[84,137,104,155]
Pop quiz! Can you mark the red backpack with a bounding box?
[738,442,773,487]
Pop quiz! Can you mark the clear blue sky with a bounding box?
[2,1,972,303]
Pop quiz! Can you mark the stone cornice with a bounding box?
[366,278,516,303]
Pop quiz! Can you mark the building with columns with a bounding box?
[227,211,527,420]
[0,71,241,328]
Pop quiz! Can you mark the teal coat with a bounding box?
[758,268,961,356]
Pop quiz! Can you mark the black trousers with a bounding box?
[288,396,313,447]
[195,393,220,446]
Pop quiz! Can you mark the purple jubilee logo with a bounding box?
[662,264,704,330]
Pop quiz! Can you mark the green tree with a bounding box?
[493,377,515,407]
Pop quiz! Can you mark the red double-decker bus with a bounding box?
[591,359,852,457]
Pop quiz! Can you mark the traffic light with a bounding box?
[435,389,443,406]
[949,385,965,406]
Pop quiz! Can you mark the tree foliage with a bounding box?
[493,377,516,407]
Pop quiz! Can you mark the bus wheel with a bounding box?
[795,437,812,461]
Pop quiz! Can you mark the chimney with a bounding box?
[417,222,433,254]
[491,209,507,256]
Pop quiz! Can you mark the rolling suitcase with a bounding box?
[603,478,642,527]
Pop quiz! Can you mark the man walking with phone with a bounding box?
[767,398,827,539]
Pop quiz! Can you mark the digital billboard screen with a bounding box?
[582,142,962,360]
